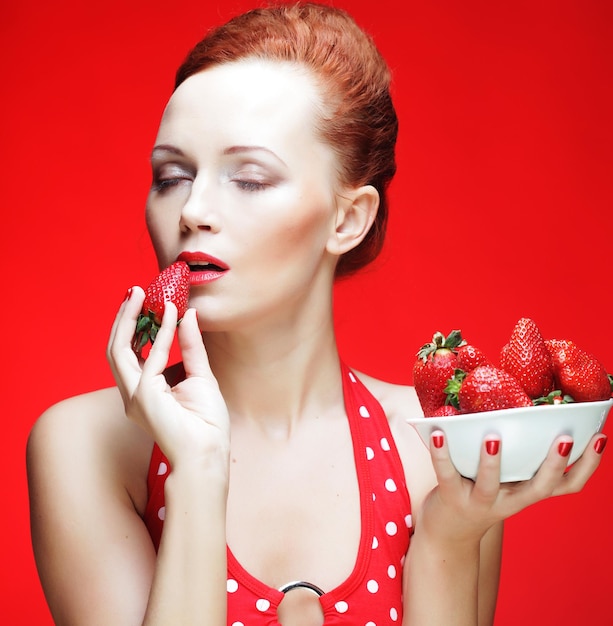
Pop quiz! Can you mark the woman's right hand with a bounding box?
[106,287,231,471]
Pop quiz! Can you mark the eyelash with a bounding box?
[152,179,180,192]
[235,179,267,192]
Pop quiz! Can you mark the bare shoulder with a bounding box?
[352,370,436,516]
[27,388,160,621]
[351,370,423,420]
[27,387,154,515]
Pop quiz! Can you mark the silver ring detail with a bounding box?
[278,580,325,596]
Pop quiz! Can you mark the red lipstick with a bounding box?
[176,251,229,286]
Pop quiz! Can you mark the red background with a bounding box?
[3,0,612,623]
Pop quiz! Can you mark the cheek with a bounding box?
[145,205,177,264]
[267,201,333,259]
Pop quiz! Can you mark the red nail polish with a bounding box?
[558,441,573,457]
[432,433,444,449]
[594,436,608,455]
[124,287,133,302]
[485,439,500,456]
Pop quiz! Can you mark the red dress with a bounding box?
[144,362,413,625]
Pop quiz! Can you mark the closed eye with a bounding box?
[152,178,181,192]
[234,179,268,192]
[152,175,194,193]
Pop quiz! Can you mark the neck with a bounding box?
[203,313,343,433]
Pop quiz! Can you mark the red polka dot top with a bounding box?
[144,362,413,624]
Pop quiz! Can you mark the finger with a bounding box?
[106,289,130,348]
[107,286,146,397]
[107,286,145,352]
[528,435,575,497]
[141,300,178,379]
[551,432,608,496]
[177,309,212,379]
[428,430,464,491]
[107,287,142,351]
[472,437,502,502]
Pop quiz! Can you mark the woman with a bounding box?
[26,3,606,625]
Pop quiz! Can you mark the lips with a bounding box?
[176,251,229,285]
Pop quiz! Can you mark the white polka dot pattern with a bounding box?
[335,600,349,613]
[385,478,397,492]
[385,521,398,536]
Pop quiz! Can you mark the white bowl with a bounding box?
[406,399,612,482]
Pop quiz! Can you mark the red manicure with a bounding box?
[594,436,608,455]
[558,441,573,457]
[485,439,500,456]
[432,432,444,449]
[124,287,133,302]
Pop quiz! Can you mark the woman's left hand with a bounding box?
[420,430,607,544]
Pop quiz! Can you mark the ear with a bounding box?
[326,185,380,256]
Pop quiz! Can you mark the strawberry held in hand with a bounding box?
[413,330,464,416]
[133,261,191,350]
[500,317,554,399]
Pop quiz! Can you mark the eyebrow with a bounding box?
[224,145,287,167]
[150,143,287,167]
[151,144,185,158]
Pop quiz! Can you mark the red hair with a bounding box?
[175,2,398,277]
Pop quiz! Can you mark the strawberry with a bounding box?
[456,343,490,372]
[429,404,461,417]
[499,317,554,399]
[133,261,191,350]
[450,364,533,413]
[413,330,464,416]
[545,339,611,402]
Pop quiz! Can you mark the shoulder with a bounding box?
[352,369,436,517]
[352,370,423,420]
[28,386,148,454]
[27,387,154,515]
[27,389,159,621]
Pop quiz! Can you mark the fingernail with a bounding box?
[558,441,573,457]
[594,435,608,455]
[124,287,133,302]
[432,432,444,449]
[485,439,500,456]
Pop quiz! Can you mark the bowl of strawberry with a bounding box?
[406,319,613,482]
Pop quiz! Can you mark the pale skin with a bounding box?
[27,59,606,626]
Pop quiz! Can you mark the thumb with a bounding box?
[177,309,213,380]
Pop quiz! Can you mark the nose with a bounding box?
[179,181,221,233]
